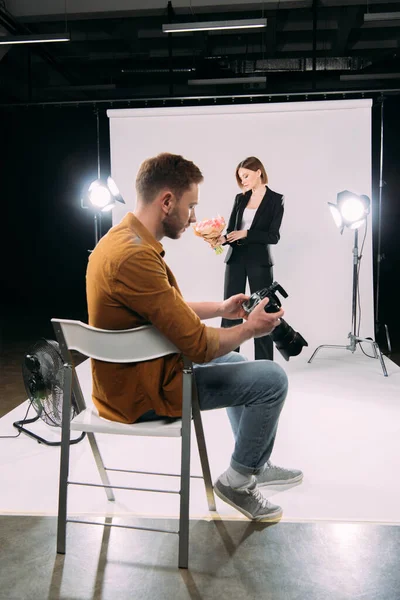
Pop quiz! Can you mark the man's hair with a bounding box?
[136,153,204,204]
[235,156,268,189]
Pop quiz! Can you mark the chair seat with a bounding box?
[70,408,183,438]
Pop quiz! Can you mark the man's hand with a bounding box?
[246,298,284,338]
[215,297,285,357]
[226,230,248,243]
[219,293,250,320]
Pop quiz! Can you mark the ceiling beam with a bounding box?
[0,25,10,61]
[7,0,399,22]
[0,7,81,86]
[7,1,307,21]
[333,5,364,55]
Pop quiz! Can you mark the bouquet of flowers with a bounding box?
[193,215,226,255]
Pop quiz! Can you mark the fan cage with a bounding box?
[22,339,78,427]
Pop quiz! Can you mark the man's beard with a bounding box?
[163,211,183,239]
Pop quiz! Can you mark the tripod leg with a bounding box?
[370,343,379,359]
[308,344,349,364]
[373,343,388,377]
[385,325,392,354]
[357,337,388,377]
[308,345,323,363]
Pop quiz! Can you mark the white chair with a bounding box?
[51,318,216,569]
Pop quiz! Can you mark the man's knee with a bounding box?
[224,351,248,364]
[275,364,289,399]
[207,351,248,366]
[255,360,288,402]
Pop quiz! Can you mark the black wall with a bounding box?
[1,107,112,334]
[372,98,400,350]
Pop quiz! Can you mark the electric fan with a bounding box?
[13,339,85,446]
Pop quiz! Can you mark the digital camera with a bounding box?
[242,281,308,361]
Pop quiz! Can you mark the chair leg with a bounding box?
[192,383,216,512]
[86,433,116,502]
[72,368,87,413]
[178,365,192,569]
[72,364,115,501]
[57,365,72,554]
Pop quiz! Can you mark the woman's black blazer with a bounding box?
[224,186,284,266]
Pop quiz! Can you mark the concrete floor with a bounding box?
[1,314,400,600]
[1,516,400,600]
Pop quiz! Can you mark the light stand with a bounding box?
[308,192,388,377]
[94,109,102,246]
[81,110,125,247]
[375,96,392,354]
[94,212,101,246]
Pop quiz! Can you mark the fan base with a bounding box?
[13,415,85,446]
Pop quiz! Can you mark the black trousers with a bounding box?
[222,259,274,360]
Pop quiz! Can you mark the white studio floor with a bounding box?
[1,349,400,525]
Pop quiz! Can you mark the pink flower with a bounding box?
[193,215,226,255]
[193,215,225,235]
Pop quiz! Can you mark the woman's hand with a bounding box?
[212,234,226,246]
[219,293,250,320]
[226,230,248,243]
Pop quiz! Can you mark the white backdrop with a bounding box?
[107,100,373,364]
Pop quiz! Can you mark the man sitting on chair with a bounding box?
[86,152,303,521]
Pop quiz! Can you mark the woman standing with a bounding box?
[220,156,284,360]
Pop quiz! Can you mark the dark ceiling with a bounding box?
[1,0,400,105]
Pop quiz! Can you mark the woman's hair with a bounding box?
[136,152,203,204]
[235,156,268,189]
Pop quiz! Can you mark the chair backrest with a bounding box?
[51,319,179,363]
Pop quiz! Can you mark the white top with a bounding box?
[241,207,257,230]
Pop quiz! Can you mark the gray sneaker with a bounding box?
[214,477,283,521]
[256,461,303,488]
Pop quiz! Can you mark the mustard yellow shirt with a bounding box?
[86,213,220,423]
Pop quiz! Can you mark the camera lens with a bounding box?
[271,319,308,361]
[241,282,308,361]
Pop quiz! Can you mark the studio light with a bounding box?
[81,176,125,247]
[82,177,125,213]
[162,18,267,33]
[0,33,70,45]
[309,190,387,376]
[81,110,126,247]
[328,190,370,233]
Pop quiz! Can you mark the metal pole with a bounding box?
[374,96,392,353]
[94,213,100,246]
[376,96,384,325]
[312,0,317,91]
[94,109,102,244]
[352,228,359,338]
[27,48,32,103]
[3,88,400,109]
[96,109,101,180]
[167,1,174,97]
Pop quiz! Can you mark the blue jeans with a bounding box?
[194,352,288,476]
